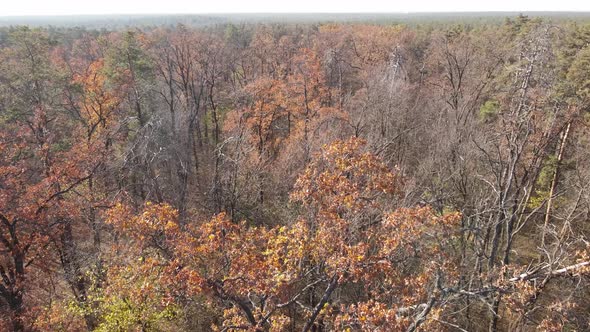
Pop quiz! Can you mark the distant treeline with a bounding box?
[2,12,590,29]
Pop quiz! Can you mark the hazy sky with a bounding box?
[3,0,590,16]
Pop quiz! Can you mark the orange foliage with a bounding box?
[74,59,122,139]
[105,137,461,330]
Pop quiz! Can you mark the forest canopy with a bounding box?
[1,14,590,331]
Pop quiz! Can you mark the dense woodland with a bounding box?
[1,15,590,331]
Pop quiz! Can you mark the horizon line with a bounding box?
[2,11,590,18]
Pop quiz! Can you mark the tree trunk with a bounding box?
[541,121,571,246]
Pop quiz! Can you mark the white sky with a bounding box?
[2,0,590,16]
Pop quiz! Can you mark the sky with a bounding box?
[2,0,590,16]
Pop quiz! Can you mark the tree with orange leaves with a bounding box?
[0,27,108,331]
[73,59,122,140]
[0,107,108,331]
[104,137,460,331]
[0,27,124,330]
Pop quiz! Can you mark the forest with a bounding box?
[1,14,590,331]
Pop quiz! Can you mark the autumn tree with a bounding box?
[104,137,462,331]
